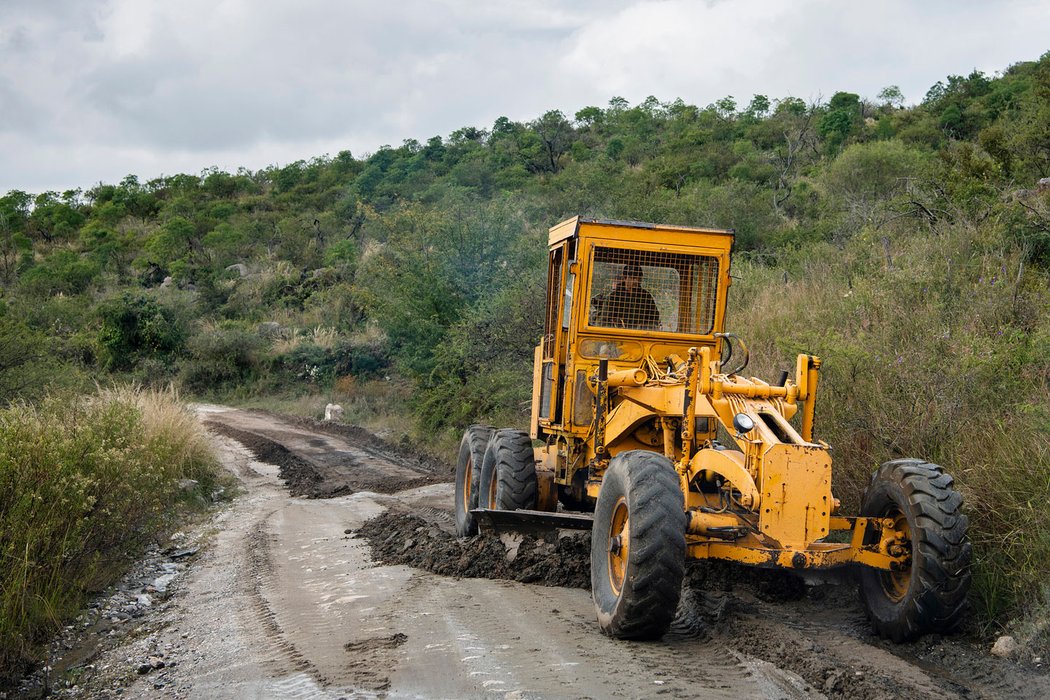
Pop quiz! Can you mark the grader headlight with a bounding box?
[732,413,755,437]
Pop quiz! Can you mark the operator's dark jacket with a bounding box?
[594,285,661,329]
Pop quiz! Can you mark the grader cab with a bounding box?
[455,217,970,641]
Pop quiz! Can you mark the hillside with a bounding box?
[1,52,1049,631]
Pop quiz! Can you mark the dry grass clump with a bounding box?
[0,386,221,680]
[729,221,1050,625]
[272,325,340,354]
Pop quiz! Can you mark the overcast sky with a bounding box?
[2,0,1047,195]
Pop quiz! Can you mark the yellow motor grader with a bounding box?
[455,217,970,641]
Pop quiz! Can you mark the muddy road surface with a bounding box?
[35,406,1049,699]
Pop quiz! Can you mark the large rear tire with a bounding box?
[454,425,493,537]
[477,429,537,511]
[858,459,971,642]
[591,450,686,640]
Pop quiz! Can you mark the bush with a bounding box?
[0,387,219,680]
[19,250,100,297]
[96,293,186,372]
[0,316,49,404]
[179,326,266,395]
[417,276,544,434]
[272,337,390,387]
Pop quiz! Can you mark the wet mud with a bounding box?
[357,511,592,589]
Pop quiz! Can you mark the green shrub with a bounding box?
[417,276,544,434]
[96,293,186,371]
[0,316,50,403]
[179,326,265,394]
[272,338,390,388]
[19,250,100,296]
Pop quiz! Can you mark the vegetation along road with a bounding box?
[28,406,1048,699]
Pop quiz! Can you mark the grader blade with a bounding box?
[471,508,593,535]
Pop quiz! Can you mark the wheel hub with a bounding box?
[607,497,630,596]
[462,458,473,512]
[879,511,913,601]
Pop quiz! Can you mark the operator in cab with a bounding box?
[593,263,661,331]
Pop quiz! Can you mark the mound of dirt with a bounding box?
[356,511,591,589]
[283,414,450,479]
[205,421,330,497]
[205,417,446,498]
[684,559,808,603]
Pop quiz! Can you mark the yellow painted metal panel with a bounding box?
[756,444,832,549]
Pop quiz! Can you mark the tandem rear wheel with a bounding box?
[454,424,493,537]
[477,429,538,512]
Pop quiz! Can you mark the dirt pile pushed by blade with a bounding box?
[685,559,808,603]
[357,511,591,589]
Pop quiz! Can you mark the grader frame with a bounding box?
[457,217,970,641]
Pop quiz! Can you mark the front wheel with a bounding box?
[591,450,686,639]
[858,459,971,642]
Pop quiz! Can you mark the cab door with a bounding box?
[536,239,576,429]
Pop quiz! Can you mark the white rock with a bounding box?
[324,403,344,421]
[152,573,177,593]
[991,635,1018,658]
[499,533,524,563]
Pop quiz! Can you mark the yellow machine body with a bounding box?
[528,217,907,572]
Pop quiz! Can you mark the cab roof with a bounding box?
[548,216,735,247]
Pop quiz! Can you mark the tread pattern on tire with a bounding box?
[479,429,537,511]
[454,424,493,537]
[859,458,971,642]
[591,450,686,640]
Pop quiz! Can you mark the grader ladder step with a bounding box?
[472,508,594,535]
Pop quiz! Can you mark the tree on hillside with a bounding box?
[824,140,931,233]
[877,85,905,109]
[531,110,575,173]
[819,91,863,153]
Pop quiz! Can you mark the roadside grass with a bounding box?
[0,387,222,682]
[729,219,1050,629]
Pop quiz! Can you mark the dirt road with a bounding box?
[35,406,1049,699]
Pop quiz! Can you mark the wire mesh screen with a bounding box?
[588,247,720,334]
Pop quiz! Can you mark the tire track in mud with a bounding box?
[242,508,412,696]
[242,518,325,684]
[550,595,809,699]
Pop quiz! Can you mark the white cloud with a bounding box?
[1,0,1047,194]
[559,0,1050,108]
